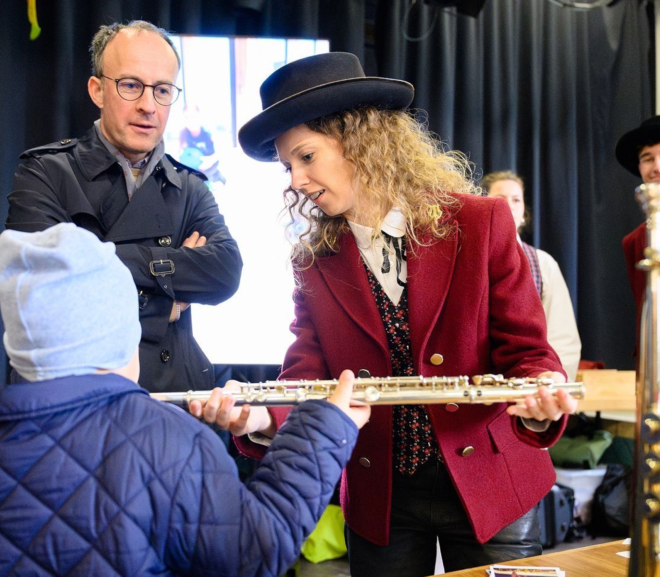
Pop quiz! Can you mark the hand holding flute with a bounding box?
[189,369,371,437]
[505,370,578,421]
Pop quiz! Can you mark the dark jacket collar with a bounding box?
[74,126,182,189]
[0,374,147,421]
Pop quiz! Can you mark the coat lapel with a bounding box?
[104,172,174,243]
[98,178,129,232]
[407,221,459,369]
[315,233,390,355]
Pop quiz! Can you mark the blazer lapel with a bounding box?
[407,221,458,368]
[315,233,390,354]
[104,174,174,243]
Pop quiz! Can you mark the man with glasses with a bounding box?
[6,21,243,394]
[617,117,660,321]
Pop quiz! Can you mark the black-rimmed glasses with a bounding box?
[101,75,182,106]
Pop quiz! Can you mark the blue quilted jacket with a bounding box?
[0,374,358,576]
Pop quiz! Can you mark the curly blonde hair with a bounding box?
[281,107,478,268]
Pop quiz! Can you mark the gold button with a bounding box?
[359,457,371,468]
[430,353,444,365]
[446,403,459,413]
[461,446,475,457]
[60,139,72,145]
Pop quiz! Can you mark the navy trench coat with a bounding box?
[7,127,243,392]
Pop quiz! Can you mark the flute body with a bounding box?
[150,374,585,407]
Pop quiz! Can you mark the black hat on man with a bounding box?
[238,52,414,162]
[616,116,660,177]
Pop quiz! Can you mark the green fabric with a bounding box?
[300,504,347,563]
[599,436,634,468]
[549,430,613,469]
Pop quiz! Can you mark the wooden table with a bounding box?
[436,540,629,576]
[575,370,635,413]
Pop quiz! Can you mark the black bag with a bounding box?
[538,484,575,548]
[589,463,631,537]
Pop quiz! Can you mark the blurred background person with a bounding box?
[482,170,581,381]
[179,103,226,185]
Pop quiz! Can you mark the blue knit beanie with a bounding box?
[0,223,141,382]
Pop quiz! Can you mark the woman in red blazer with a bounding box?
[193,52,577,576]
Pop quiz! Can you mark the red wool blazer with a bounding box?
[236,194,566,546]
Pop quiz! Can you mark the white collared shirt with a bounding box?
[348,207,407,305]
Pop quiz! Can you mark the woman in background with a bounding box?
[194,53,578,577]
[482,171,581,381]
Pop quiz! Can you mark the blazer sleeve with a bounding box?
[487,198,565,379]
[279,275,332,380]
[622,222,646,312]
[486,199,567,446]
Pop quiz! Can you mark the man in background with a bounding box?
[0,223,368,577]
[616,116,660,314]
[6,20,242,392]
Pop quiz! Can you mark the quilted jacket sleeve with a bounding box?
[167,400,358,577]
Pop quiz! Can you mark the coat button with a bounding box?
[60,139,72,145]
[160,350,170,362]
[358,369,371,378]
[430,353,444,365]
[158,236,172,247]
[461,446,475,457]
[359,457,371,468]
[446,403,459,413]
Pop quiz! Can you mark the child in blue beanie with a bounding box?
[0,223,369,577]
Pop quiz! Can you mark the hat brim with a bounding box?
[616,124,660,177]
[238,77,415,162]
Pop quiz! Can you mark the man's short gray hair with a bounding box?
[89,20,181,77]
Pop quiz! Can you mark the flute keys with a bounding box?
[364,386,381,402]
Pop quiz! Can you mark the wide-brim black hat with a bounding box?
[616,116,660,176]
[238,52,415,162]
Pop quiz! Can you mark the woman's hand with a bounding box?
[505,370,578,421]
[189,381,276,438]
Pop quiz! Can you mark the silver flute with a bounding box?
[150,374,585,407]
